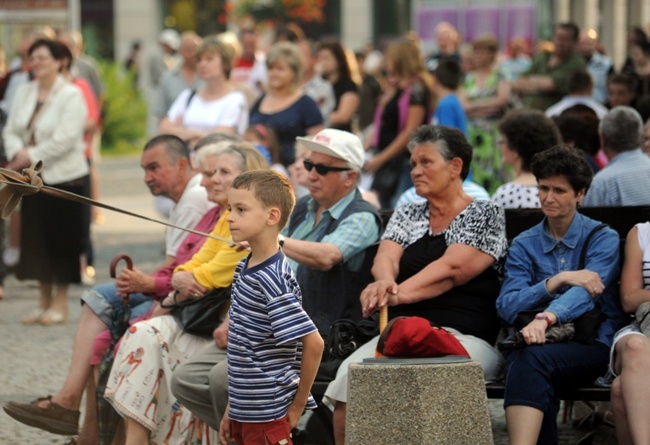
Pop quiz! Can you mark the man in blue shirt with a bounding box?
[583,106,650,206]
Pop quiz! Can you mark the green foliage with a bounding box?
[98,61,147,155]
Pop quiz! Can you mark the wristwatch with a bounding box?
[535,312,552,327]
[278,234,285,247]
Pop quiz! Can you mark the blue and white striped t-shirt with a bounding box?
[227,250,318,422]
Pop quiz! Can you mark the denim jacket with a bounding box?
[496,212,627,347]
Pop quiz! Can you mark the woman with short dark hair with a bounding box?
[492,109,561,209]
[496,145,627,444]
[3,38,89,325]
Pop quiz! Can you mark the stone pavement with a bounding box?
[0,156,617,444]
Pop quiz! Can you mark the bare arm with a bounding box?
[464,80,511,118]
[512,75,555,95]
[115,267,157,296]
[158,117,204,142]
[620,226,650,313]
[360,240,403,317]
[396,243,495,304]
[328,91,360,126]
[213,314,229,349]
[282,237,343,270]
[171,270,208,299]
[286,331,324,428]
[307,123,324,136]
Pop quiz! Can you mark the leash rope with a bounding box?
[0,163,236,246]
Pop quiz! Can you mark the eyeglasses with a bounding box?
[303,160,351,175]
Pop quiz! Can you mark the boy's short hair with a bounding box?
[231,170,296,229]
[432,59,463,90]
[608,73,637,92]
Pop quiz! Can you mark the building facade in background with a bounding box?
[0,0,648,70]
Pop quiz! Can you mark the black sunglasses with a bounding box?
[303,160,351,175]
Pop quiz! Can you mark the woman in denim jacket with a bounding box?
[496,146,627,445]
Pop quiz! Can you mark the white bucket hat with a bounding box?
[296,129,364,170]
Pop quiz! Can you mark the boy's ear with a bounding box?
[267,207,282,226]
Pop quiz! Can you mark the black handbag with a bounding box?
[160,286,231,338]
[316,315,379,381]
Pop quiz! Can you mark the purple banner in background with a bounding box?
[416,7,459,42]
[465,6,500,41]
[415,4,536,53]
[507,5,535,42]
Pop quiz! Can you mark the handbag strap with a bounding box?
[579,223,609,269]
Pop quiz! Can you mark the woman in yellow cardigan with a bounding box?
[104,142,268,445]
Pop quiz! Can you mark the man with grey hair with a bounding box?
[282,128,382,333]
[155,31,203,120]
[583,106,650,206]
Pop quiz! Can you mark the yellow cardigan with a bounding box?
[174,210,247,289]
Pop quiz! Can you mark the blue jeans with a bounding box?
[503,341,609,445]
[81,282,154,326]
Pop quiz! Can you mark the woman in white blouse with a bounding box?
[3,39,89,325]
[159,36,248,146]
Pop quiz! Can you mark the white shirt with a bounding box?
[3,75,89,184]
[166,174,215,257]
[545,95,609,119]
[167,88,249,135]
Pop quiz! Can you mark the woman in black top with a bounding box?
[317,41,359,132]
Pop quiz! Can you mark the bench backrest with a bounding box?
[505,206,650,242]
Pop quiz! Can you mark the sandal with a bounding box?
[21,308,46,324]
[39,309,67,325]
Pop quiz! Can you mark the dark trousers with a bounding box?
[503,341,610,445]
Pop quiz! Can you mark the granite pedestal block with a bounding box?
[346,357,493,445]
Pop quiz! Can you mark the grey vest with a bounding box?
[287,190,381,336]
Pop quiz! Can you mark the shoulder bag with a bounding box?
[499,224,609,350]
[160,286,231,338]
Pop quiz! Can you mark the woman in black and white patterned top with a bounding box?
[491,109,560,209]
[324,125,508,444]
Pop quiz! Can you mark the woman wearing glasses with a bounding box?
[249,42,323,167]
[3,39,89,325]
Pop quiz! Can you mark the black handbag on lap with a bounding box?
[160,286,231,338]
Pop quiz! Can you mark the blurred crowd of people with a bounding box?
[3,16,650,445]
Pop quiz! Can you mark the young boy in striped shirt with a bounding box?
[220,170,324,445]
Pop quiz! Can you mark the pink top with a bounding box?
[90,206,222,366]
[73,77,100,160]
[151,205,222,299]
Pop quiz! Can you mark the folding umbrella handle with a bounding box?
[110,254,133,279]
